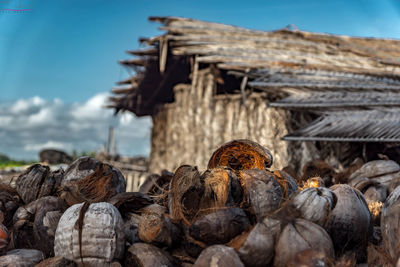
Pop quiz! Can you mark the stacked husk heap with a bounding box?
[1,139,399,266]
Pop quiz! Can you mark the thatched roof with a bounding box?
[109,16,400,142]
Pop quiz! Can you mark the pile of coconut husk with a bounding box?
[0,139,399,266]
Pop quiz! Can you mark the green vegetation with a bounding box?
[0,153,37,169]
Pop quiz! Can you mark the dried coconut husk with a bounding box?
[168,165,204,225]
[124,243,176,267]
[35,256,77,267]
[193,245,244,267]
[123,212,141,246]
[349,160,400,191]
[286,249,334,267]
[289,187,336,227]
[188,207,250,245]
[273,170,298,199]
[368,244,392,267]
[0,249,44,267]
[239,169,283,221]
[182,225,207,258]
[274,218,335,267]
[381,186,400,262]
[137,204,181,248]
[60,163,126,206]
[139,170,173,196]
[11,196,66,257]
[61,156,101,187]
[349,178,387,224]
[326,184,372,262]
[0,223,8,255]
[228,222,275,267]
[300,176,325,189]
[207,139,273,171]
[301,159,336,187]
[108,192,153,216]
[0,184,20,228]
[16,164,63,204]
[198,167,243,213]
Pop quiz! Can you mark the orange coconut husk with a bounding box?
[198,167,243,216]
[208,139,273,171]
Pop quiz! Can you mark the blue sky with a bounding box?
[1,0,400,159]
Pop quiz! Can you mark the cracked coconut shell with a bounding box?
[54,202,125,267]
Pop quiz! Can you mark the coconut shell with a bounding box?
[239,169,283,221]
[290,187,336,227]
[60,163,126,206]
[168,165,204,224]
[123,212,141,246]
[137,204,180,247]
[193,245,244,267]
[326,184,371,262]
[273,170,298,199]
[10,196,66,256]
[199,167,243,212]
[274,219,335,267]
[286,249,334,267]
[0,223,8,255]
[207,139,273,171]
[16,164,63,204]
[189,207,250,245]
[35,256,77,267]
[228,222,275,267]
[0,187,19,228]
[54,202,125,266]
[108,192,153,216]
[32,197,66,257]
[381,186,400,261]
[182,225,207,258]
[0,249,44,267]
[124,243,175,267]
[349,160,400,188]
[61,156,102,187]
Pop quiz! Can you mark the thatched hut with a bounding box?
[109,16,400,173]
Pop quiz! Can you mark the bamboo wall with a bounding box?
[149,67,331,174]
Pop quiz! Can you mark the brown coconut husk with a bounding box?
[273,170,298,199]
[10,196,66,257]
[60,163,125,206]
[286,249,335,267]
[207,139,273,171]
[124,243,176,267]
[139,170,174,196]
[198,167,243,214]
[193,245,245,267]
[137,204,181,247]
[228,223,275,267]
[108,192,153,217]
[168,165,204,225]
[35,256,77,267]
[16,164,63,205]
[301,159,337,187]
[188,207,250,245]
[0,185,20,228]
[0,223,8,255]
[238,169,283,221]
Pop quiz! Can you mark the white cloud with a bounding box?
[0,94,151,160]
